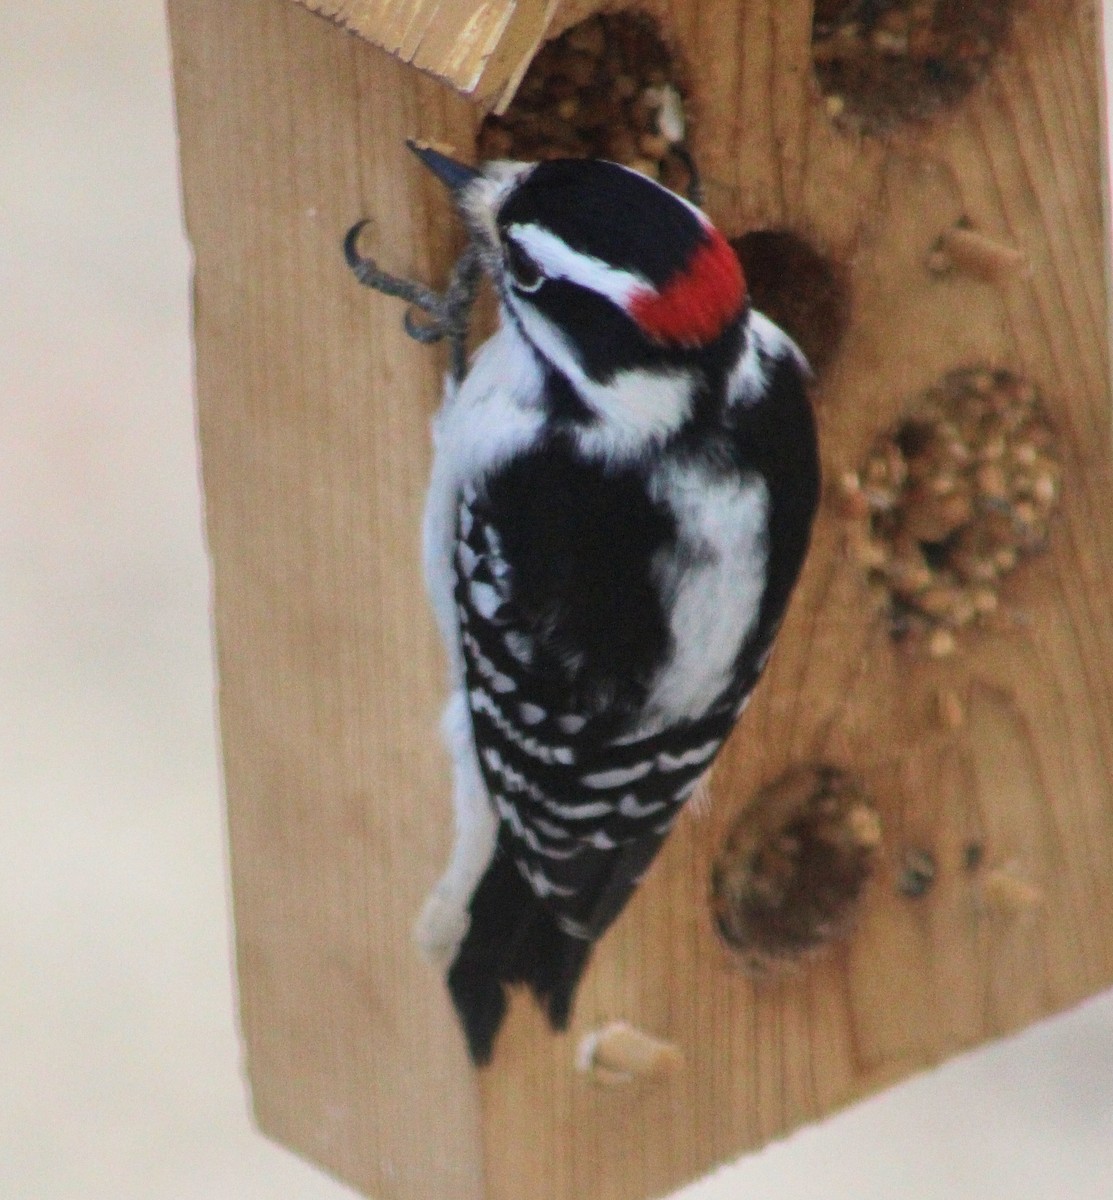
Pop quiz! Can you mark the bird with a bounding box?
[345,143,820,1065]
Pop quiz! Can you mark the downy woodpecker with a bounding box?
[346,145,820,1064]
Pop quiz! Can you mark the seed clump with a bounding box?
[841,367,1062,657]
[711,766,881,975]
[477,13,695,195]
[813,0,1017,135]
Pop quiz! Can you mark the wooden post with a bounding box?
[167,1,1113,1199]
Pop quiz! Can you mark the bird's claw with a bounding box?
[403,308,452,344]
[345,220,482,382]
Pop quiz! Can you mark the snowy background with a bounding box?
[1,3,1111,1197]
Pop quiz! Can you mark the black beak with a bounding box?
[406,140,480,194]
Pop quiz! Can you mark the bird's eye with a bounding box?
[506,240,543,292]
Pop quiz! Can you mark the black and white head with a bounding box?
[411,144,756,449]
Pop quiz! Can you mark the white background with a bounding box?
[1,3,1111,1196]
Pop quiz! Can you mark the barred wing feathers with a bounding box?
[446,441,766,1062]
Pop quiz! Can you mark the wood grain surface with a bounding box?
[167,1,1113,1198]
[285,0,557,102]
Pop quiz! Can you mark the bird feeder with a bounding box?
[166,2,1113,1199]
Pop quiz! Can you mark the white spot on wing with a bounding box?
[531,813,573,840]
[581,761,655,789]
[470,689,576,766]
[481,746,551,807]
[540,795,613,820]
[618,793,668,818]
[503,630,534,665]
[463,631,517,693]
[468,579,504,620]
[494,791,526,837]
[458,503,474,539]
[521,860,577,899]
[656,738,721,771]
[482,525,504,558]
[557,915,592,939]
[456,542,479,577]
[494,795,581,860]
[518,702,547,725]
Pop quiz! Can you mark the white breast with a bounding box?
[644,461,769,727]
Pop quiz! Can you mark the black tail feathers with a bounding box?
[446,851,593,1065]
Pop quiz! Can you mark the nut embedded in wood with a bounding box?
[710,766,881,975]
[576,1022,684,1085]
[927,221,1030,283]
[977,861,1045,918]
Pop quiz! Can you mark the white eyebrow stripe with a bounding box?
[507,222,648,309]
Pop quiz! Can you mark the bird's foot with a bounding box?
[344,221,481,381]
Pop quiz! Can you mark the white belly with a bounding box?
[645,461,769,727]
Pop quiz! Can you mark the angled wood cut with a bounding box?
[166,1,1113,1199]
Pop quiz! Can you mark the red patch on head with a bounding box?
[628,227,746,346]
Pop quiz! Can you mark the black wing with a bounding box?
[453,438,750,943]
